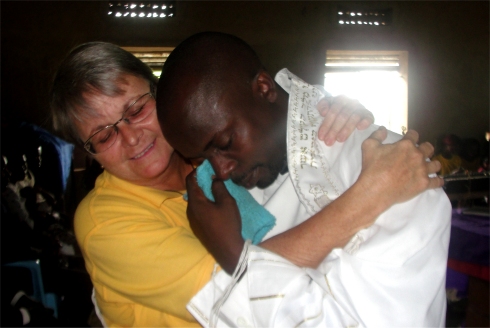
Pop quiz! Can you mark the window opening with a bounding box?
[337,6,392,26]
[108,1,175,18]
[324,50,408,134]
[122,47,174,77]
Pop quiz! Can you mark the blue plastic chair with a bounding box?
[4,260,58,318]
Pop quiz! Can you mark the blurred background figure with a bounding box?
[433,134,462,176]
[460,138,481,173]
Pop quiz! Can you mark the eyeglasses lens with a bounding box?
[124,93,153,124]
[85,93,154,154]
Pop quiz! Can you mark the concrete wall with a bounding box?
[2,1,488,146]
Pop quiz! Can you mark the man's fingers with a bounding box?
[185,169,206,201]
[211,179,232,203]
[185,170,198,193]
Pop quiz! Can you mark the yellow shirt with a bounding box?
[74,171,216,327]
[432,154,462,176]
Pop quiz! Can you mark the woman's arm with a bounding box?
[260,128,443,268]
[186,127,443,274]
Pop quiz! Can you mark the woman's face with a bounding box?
[74,74,175,187]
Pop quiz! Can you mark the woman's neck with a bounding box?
[150,152,194,191]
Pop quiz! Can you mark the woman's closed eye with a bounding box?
[96,129,115,144]
[128,105,145,118]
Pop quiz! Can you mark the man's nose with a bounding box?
[209,155,237,180]
[118,124,142,147]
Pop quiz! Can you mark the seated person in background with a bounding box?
[50,42,391,327]
[478,156,489,173]
[157,32,451,327]
[460,138,481,172]
[433,133,462,175]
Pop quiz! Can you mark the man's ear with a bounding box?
[253,70,277,103]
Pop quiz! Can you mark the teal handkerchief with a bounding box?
[187,160,276,244]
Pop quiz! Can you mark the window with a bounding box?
[122,47,174,77]
[108,1,175,18]
[336,7,392,26]
[324,50,408,134]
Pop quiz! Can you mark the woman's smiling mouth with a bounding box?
[132,141,154,160]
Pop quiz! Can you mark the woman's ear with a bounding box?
[253,70,277,103]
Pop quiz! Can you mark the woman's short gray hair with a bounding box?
[50,42,157,144]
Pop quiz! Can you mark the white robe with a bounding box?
[187,69,452,328]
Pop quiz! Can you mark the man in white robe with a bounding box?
[157,32,451,327]
[186,69,451,327]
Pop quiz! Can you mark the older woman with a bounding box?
[50,42,433,327]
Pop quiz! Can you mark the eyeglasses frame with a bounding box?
[83,92,154,155]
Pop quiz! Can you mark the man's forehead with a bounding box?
[173,126,214,159]
[168,109,221,157]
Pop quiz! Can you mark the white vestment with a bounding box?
[187,69,451,328]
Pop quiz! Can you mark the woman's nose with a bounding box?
[118,124,142,147]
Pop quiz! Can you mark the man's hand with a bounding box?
[317,95,374,146]
[359,127,444,209]
[185,170,244,274]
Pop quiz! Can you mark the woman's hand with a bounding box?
[317,95,374,146]
[185,170,244,274]
[358,127,444,209]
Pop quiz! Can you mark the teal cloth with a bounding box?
[187,160,276,245]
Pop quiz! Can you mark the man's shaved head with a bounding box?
[157,32,264,132]
[157,32,288,189]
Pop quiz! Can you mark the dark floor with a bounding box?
[446,276,490,328]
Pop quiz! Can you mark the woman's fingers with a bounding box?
[417,142,435,159]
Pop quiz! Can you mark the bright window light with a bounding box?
[324,71,407,134]
[337,7,392,26]
[108,1,175,18]
[121,47,174,78]
[325,50,408,134]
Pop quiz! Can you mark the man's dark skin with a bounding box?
[156,32,443,273]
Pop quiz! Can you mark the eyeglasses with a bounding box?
[83,92,155,155]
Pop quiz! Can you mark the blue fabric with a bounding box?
[187,160,276,245]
